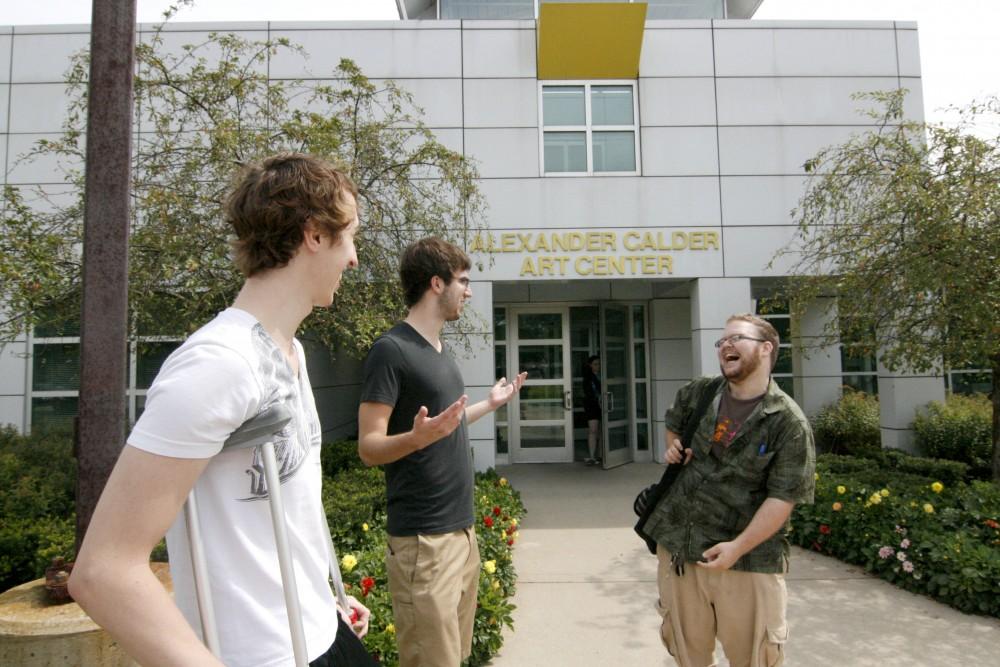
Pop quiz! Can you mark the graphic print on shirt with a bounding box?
[712,416,742,449]
[240,324,310,501]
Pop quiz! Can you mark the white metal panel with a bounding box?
[463,128,539,178]
[0,33,11,84]
[900,79,925,123]
[10,32,89,83]
[721,225,801,276]
[650,298,691,340]
[639,77,716,127]
[0,396,26,432]
[462,28,536,78]
[718,125,864,176]
[640,127,718,176]
[0,340,28,395]
[895,28,921,78]
[653,339,693,380]
[269,28,463,79]
[8,83,72,134]
[716,77,901,126]
[639,28,714,77]
[137,28,270,76]
[373,78,464,128]
[5,133,80,184]
[463,78,538,128]
[714,28,898,77]
[478,176,720,231]
[719,175,809,227]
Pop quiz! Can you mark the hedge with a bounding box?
[914,393,992,479]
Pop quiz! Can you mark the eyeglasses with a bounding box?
[714,334,768,348]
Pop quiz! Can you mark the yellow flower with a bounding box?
[483,560,497,574]
[362,523,369,532]
[880,488,890,497]
[511,531,519,541]
[836,485,847,495]
[509,518,518,528]
[869,493,882,505]
[832,502,843,512]
[499,477,508,487]
[923,503,935,514]
[492,579,501,591]
[385,624,396,635]
[340,554,357,573]
[814,472,819,481]
[931,481,944,494]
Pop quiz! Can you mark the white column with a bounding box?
[794,297,843,416]
[690,278,752,376]
[650,297,691,462]
[877,358,945,452]
[449,280,496,471]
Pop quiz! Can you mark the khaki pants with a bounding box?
[386,527,480,667]
[656,547,788,667]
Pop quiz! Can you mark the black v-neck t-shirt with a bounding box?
[360,322,474,536]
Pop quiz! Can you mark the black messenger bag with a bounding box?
[633,377,723,554]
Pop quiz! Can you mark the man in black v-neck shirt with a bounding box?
[358,237,526,667]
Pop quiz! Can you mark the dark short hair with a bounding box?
[225,152,358,277]
[399,237,471,308]
[727,313,780,371]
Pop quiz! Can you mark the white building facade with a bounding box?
[2,1,954,469]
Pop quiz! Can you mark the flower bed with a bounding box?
[791,454,1000,617]
[323,452,525,666]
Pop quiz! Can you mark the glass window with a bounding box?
[635,382,647,419]
[632,305,645,339]
[542,82,638,175]
[592,131,636,172]
[542,86,585,126]
[495,345,507,381]
[496,425,509,454]
[32,343,81,391]
[591,86,634,125]
[494,307,506,341]
[544,132,587,173]
[519,385,566,421]
[636,422,649,451]
[518,345,564,379]
[518,313,562,340]
[136,341,181,389]
[442,0,534,19]
[31,397,78,433]
[633,343,646,379]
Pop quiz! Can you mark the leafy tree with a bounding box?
[771,90,999,481]
[0,28,484,357]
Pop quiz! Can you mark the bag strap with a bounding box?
[680,376,724,450]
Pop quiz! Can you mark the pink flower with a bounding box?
[897,551,908,562]
[900,538,911,549]
[878,546,895,559]
[902,561,914,573]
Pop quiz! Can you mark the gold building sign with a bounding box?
[469,229,721,278]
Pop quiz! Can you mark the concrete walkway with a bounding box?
[488,463,1000,667]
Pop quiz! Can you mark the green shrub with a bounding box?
[322,466,386,547]
[914,394,992,479]
[795,464,1000,617]
[819,451,969,487]
[811,390,881,456]
[321,438,364,478]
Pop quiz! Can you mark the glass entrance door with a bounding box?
[601,303,633,469]
[510,307,573,463]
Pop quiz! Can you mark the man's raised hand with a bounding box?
[411,395,468,450]
[487,371,528,409]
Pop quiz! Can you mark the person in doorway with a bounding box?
[581,354,602,465]
[357,236,527,667]
[70,153,378,667]
[643,313,815,667]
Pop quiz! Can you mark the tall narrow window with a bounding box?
[540,82,639,175]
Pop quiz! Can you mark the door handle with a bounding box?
[564,391,572,410]
[605,391,614,414]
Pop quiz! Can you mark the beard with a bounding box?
[720,349,764,383]
[438,292,462,322]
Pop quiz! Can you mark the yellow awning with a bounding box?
[537,2,647,80]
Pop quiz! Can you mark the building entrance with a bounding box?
[504,303,651,466]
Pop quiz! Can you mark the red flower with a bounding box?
[819,524,831,535]
[361,576,375,597]
[985,519,1000,530]
[492,505,502,516]
[506,526,515,536]
[484,516,494,528]
[507,539,514,546]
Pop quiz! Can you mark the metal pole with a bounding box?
[75,0,137,553]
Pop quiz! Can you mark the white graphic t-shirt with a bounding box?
[129,308,338,667]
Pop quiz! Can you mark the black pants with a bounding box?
[309,615,380,667]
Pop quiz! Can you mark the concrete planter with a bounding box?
[0,563,171,666]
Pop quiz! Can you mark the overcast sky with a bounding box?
[2,1,997,129]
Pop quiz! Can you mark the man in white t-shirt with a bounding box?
[70,153,378,667]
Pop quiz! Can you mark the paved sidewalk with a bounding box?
[487,463,1000,667]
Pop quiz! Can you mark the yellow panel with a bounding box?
[538,3,647,80]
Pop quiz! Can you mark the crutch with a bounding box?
[184,405,312,666]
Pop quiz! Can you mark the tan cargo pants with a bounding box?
[656,547,788,667]
[386,526,480,667]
